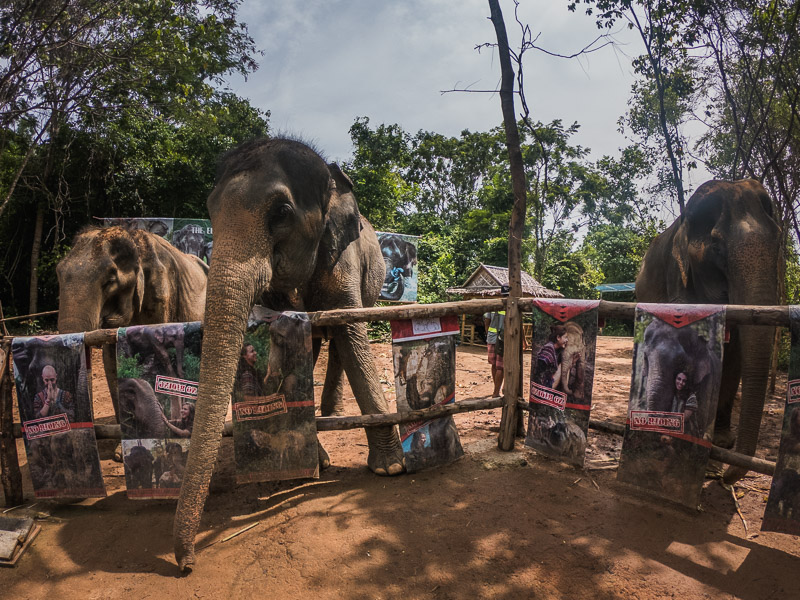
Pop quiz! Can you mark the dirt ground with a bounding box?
[1,336,798,599]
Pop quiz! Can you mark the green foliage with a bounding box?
[183,354,201,383]
[117,353,143,379]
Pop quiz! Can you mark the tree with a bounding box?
[0,0,261,313]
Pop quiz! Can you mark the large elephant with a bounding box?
[56,226,208,422]
[173,138,405,572]
[635,179,781,483]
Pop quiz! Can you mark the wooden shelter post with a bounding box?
[489,0,527,451]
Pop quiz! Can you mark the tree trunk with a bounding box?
[488,0,527,451]
[28,200,45,314]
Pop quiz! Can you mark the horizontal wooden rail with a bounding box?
[0,309,58,324]
[8,395,776,476]
[2,299,792,345]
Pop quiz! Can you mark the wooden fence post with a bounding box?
[0,341,23,507]
[498,296,522,450]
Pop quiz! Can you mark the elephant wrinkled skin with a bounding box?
[57,226,208,422]
[174,138,405,572]
[635,179,781,484]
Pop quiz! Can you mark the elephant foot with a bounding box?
[113,443,123,463]
[366,426,405,476]
[713,428,736,449]
[723,464,749,485]
[320,406,346,417]
[318,441,331,470]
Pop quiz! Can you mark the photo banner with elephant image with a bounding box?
[377,232,419,303]
[762,306,800,535]
[391,316,464,472]
[12,334,106,499]
[102,218,213,264]
[231,308,319,483]
[116,322,203,499]
[617,304,726,508]
[525,300,600,467]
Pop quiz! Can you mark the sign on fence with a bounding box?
[12,333,105,498]
[391,316,464,472]
[763,307,800,535]
[617,305,725,507]
[116,322,202,498]
[232,310,319,483]
[525,300,600,467]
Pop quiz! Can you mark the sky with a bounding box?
[226,0,644,166]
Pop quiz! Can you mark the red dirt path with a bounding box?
[1,337,797,599]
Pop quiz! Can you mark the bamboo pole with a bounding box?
[0,342,23,507]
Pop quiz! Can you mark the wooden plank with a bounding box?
[0,343,23,507]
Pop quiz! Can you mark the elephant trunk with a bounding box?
[58,294,101,334]
[173,256,260,572]
[644,365,674,413]
[723,229,778,482]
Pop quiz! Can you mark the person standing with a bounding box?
[484,308,506,398]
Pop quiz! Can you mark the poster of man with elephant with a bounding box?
[617,305,726,508]
[116,322,203,498]
[525,300,600,467]
[12,333,106,498]
[377,232,419,303]
[231,310,319,483]
[763,307,800,535]
[391,316,464,472]
[103,217,213,264]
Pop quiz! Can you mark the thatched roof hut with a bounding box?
[446,264,563,299]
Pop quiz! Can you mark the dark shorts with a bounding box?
[488,344,504,369]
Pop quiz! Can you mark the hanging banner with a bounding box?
[232,310,319,483]
[392,316,463,472]
[377,232,419,303]
[116,322,202,498]
[617,304,725,507]
[12,334,105,498]
[102,217,213,264]
[763,306,800,535]
[525,300,600,467]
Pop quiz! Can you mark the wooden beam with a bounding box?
[0,342,23,507]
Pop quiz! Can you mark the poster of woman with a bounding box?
[617,304,725,508]
[525,300,599,467]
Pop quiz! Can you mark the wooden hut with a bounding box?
[446,264,563,345]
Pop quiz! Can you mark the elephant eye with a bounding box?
[269,203,295,229]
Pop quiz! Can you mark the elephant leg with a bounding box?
[320,339,345,417]
[101,344,124,462]
[332,323,404,476]
[714,330,741,449]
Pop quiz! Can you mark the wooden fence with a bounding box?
[0,298,793,506]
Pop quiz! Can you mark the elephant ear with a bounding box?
[319,163,362,269]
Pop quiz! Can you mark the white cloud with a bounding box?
[229,0,642,163]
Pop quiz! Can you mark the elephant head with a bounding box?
[57,226,208,422]
[559,321,586,400]
[636,179,780,482]
[118,377,168,439]
[57,226,208,333]
[174,138,404,572]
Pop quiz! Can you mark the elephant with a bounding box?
[124,444,155,489]
[633,318,722,438]
[559,321,586,402]
[117,377,170,439]
[171,224,207,259]
[121,323,187,408]
[635,179,781,483]
[57,226,208,425]
[173,137,405,572]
